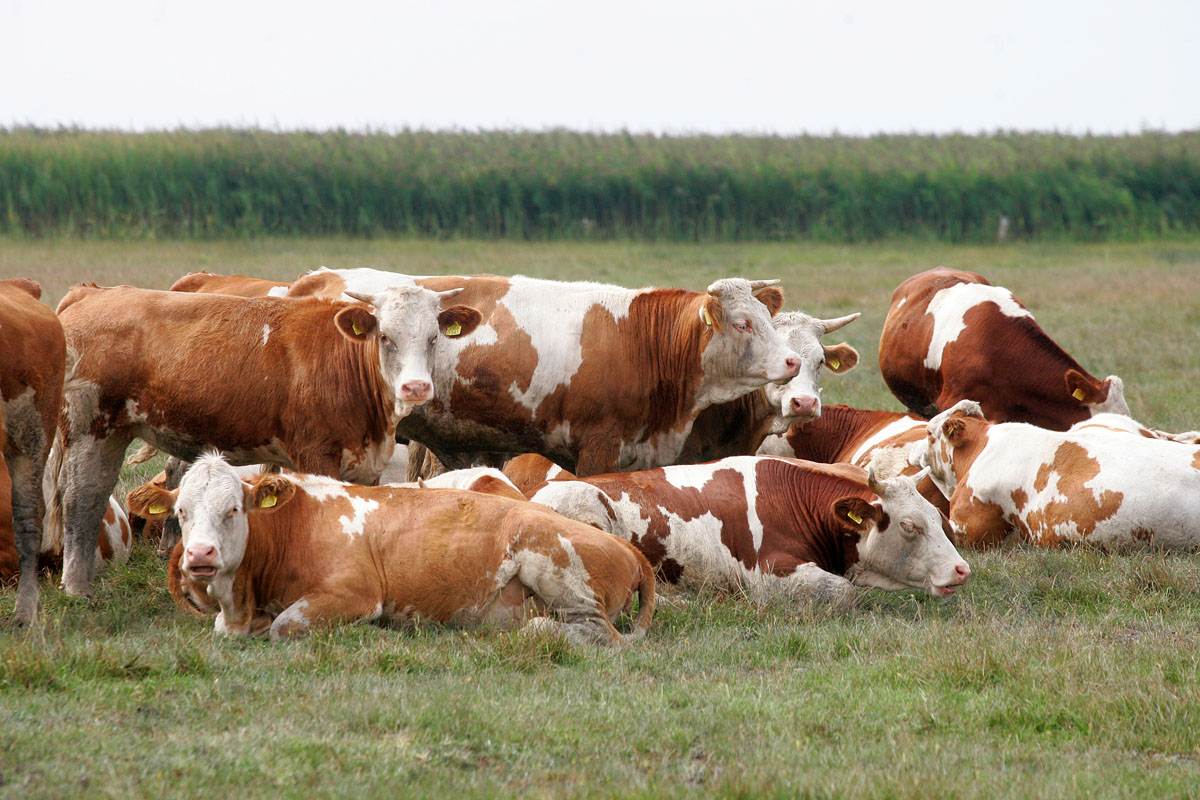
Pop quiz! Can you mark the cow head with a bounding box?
[1066,370,1131,418]
[910,400,989,498]
[336,285,482,418]
[844,469,971,597]
[760,310,860,429]
[698,279,802,405]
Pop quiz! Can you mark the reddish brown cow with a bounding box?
[54,283,480,598]
[878,267,1127,430]
[170,271,290,297]
[1,278,66,624]
[130,453,655,644]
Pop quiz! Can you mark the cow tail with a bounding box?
[624,547,656,642]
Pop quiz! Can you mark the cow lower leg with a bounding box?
[60,434,130,597]
[8,452,44,625]
[267,593,382,639]
[157,456,188,557]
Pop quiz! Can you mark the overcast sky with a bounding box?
[3,0,1197,135]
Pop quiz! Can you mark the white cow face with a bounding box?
[847,470,971,597]
[911,400,986,498]
[336,286,482,419]
[761,311,860,428]
[699,279,802,403]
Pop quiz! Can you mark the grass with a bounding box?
[2,236,1200,797]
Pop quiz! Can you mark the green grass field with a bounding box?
[3,237,1200,798]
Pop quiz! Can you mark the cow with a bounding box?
[503,454,970,606]
[53,282,482,598]
[911,400,1200,550]
[1,278,67,624]
[170,271,290,297]
[878,267,1128,430]
[286,267,802,476]
[676,310,861,463]
[127,452,655,644]
[757,404,948,514]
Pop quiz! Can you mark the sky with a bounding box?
[3,0,1197,136]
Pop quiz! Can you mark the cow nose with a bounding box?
[401,381,433,402]
[954,562,971,582]
[784,357,801,376]
[186,545,216,566]
[790,395,819,417]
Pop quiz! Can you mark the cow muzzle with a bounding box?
[788,394,821,420]
[400,380,433,403]
[930,562,971,597]
[184,544,221,582]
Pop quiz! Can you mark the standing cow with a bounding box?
[879,267,1127,429]
[1,278,66,624]
[53,283,480,597]
[287,268,802,476]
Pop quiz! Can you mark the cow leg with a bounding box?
[157,456,188,557]
[767,563,858,611]
[510,557,622,646]
[267,592,382,639]
[60,432,131,597]
[4,400,51,625]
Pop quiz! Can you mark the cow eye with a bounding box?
[379,333,391,347]
[226,508,237,518]
[428,334,437,347]
[900,520,918,536]
[734,320,752,333]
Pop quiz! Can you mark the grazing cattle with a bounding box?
[170,271,290,297]
[911,400,1200,549]
[878,267,1128,429]
[128,453,655,644]
[677,311,861,463]
[288,267,802,476]
[0,278,66,624]
[757,404,948,514]
[54,283,481,598]
[506,454,970,605]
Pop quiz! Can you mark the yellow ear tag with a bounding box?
[828,358,841,370]
[847,510,863,524]
[1072,388,1086,401]
[352,321,364,336]
[701,308,713,326]
[148,503,168,515]
[259,495,277,509]
[445,322,462,337]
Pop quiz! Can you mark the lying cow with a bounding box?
[878,267,1128,429]
[1,278,66,624]
[677,310,861,462]
[911,400,1200,549]
[127,453,655,644]
[54,283,481,598]
[757,404,947,514]
[170,271,291,297]
[287,267,801,476]
[504,454,970,605]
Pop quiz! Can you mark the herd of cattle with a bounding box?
[2,265,1197,644]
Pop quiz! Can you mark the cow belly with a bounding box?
[135,425,294,469]
[617,430,692,472]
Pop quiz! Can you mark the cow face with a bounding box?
[699,279,802,401]
[760,311,860,428]
[910,400,987,498]
[337,286,482,418]
[847,470,971,597]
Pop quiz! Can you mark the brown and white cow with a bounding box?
[54,283,481,597]
[505,454,970,605]
[911,400,1200,549]
[170,271,291,297]
[878,267,1128,430]
[1,278,67,624]
[128,453,655,644]
[287,267,802,476]
[677,310,861,463]
[757,404,948,514]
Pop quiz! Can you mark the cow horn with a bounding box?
[911,466,932,485]
[345,290,377,307]
[819,312,861,334]
[866,466,884,494]
[436,287,465,300]
[747,279,781,291]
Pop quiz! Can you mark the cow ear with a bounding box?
[941,417,968,445]
[439,305,482,339]
[335,306,378,341]
[1064,369,1104,404]
[244,474,297,513]
[700,295,724,331]
[754,287,785,317]
[823,343,859,374]
[126,485,178,520]
[833,497,879,534]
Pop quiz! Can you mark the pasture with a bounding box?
[3,236,1200,798]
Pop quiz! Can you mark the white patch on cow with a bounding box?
[338,495,380,538]
[848,417,925,465]
[267,285,289,298]
[271,599,312,634]
[308,266,421,298]
[261,324,271,345]
[295,474,352,502]
[922,282,1031,370]
[421,467,521,495]
[340,435,395,484]
[617,427,694,472]
[662,463,719,492]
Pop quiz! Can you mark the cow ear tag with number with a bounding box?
[1072,388,1086,401]
[700,307,713,326]
[148,503,168,515]
[352,321,364,336]
[828,357,841,370]
[260,495,277,509]
[445,322,462,337]
[846,509,863,524]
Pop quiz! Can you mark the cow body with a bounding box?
[878,267,1127,429]
[54,283,479,597]
[757,404,947,513]
[129,454,654,644]
[0,278,66,623]
[507,454,969,605]
[912,401,1200,549]
[170,271,290,297]
[288,267,801,476]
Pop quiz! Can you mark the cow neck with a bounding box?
[622,290,709,435]
[786,405,903,462]
[758,460,865,576]
[679,391,774,462]
[947,420,992,485]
